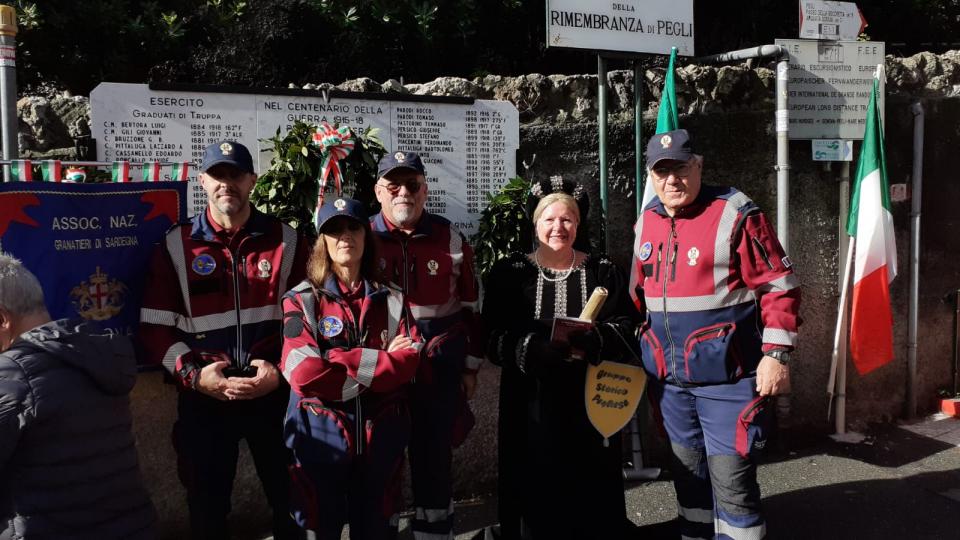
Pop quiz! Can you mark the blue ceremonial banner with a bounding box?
[0,181,187,340]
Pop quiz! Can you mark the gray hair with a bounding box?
[0,253,47,316]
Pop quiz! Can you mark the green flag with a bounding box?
[655,47,679,133]
[643,47,680,208]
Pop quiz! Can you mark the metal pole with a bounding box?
[833,239,853,434]
[775,59,790,252]
[598,55,609,251]
[634,61,643,219]
[954,288,960,396]
[694,44,785,64]
[0,6,18,182]
[907,101,925,419]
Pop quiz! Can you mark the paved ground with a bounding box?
[390,414,960,539]
[248,414,959,539]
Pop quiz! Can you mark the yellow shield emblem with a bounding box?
[584,360,647,440]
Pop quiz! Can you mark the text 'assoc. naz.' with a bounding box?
[51,215,140,251]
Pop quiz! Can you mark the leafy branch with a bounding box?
[471,176,532,278]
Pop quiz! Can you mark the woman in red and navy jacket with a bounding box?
[280,197,420,540]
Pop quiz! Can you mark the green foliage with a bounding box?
[471,176,531,279]
[6,0,958,96]
[251,120,385,238]
[14,1,39,30]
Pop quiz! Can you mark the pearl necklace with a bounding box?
[535,249,576,282]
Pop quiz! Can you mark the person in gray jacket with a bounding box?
[0,253,156,539]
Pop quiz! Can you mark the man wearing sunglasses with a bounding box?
[629,129,801,540]
[372,151,482,539]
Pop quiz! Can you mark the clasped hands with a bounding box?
[195,352,281,401]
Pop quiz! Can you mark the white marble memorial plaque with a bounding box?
[91,83,519,235]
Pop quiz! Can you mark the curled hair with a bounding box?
[0,252,47,316]
[307,222,381,288]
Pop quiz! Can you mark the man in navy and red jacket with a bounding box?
[630,129,801,540]
[139,141,308,540]
[371,151,482,539]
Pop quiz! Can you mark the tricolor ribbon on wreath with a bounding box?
[311,122,355,218]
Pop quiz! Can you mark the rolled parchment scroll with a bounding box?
[578,287,608,322]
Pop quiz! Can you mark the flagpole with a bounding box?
[829,240,854,432]
[634,60,644,219]
[597,54,610,251]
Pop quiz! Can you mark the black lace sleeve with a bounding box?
[481,254,541,370]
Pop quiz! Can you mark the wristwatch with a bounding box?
[767,349,791,365]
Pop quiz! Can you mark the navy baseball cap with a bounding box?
[315,197,369,233]
[646,129,695,167]
[377,151,425,178]
[200,141,255,174]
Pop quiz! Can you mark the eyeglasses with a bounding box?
[376,179,424,194]
[652,163,693,178]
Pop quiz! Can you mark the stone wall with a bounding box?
[16,50,960,537]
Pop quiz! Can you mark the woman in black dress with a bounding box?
[482,178,641,540]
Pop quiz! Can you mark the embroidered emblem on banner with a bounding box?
[427,259,439,276]
[69,266,127,321]
[257,259,272,279]
[638,241,653,261]
[687,246,700,266]
[192,254,217,275]
[320,316,344,338]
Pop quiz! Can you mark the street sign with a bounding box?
[799,1,867,41]
[775,39,884,140]
[545,0,694,56]
[812,139,853,161]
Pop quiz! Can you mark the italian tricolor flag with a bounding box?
[112,161,130,183]
[143,161,162,182]
[846,74,897,375]
[10,160,33,181]
[171,162,190,181]
[41,160,62,182]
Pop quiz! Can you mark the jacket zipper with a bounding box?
[689,323,734,342]
[752,237,775,270]
[663,218,679,383]
[670,241,678,281]
[654,243,663,282]
[227,249,244,369]
[335,294,365,456]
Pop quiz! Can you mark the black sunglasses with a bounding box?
[376,178,424,194]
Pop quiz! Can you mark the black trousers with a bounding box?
[173,390,299,540]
